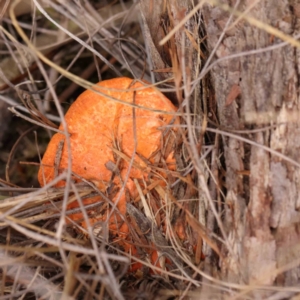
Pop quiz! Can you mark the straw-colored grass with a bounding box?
[1,0,300,299]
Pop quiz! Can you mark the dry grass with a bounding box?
[0,1,207,298]
[1,0,300,299]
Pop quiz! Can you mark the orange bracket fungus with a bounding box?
[38,77,179,273]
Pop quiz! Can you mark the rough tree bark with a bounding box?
[203,0,300,292]
[140,0,300,297]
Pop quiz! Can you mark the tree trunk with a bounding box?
[203,0,300,292]
[140,0,300,297]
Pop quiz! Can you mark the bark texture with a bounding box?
[203,0,300,288]
[139,0,300,296]
[139,0,201,104]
